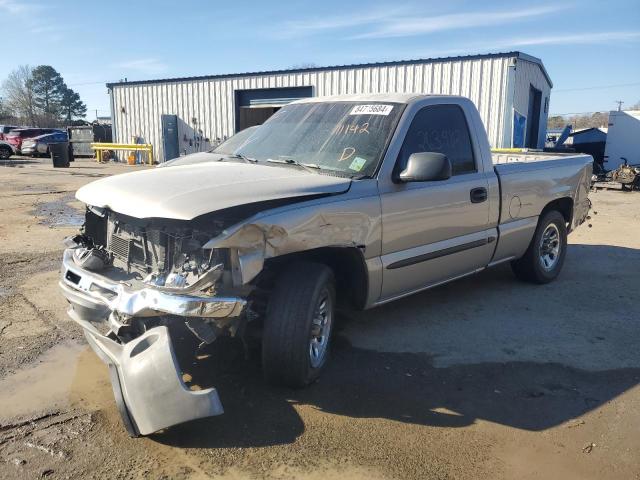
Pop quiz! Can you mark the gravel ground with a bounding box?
[0,156,639,479]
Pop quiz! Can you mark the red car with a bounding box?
[0,125,19,141]
[5,128,62,153]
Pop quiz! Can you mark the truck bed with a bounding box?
[491,150,589,165]
[492,151,593,233]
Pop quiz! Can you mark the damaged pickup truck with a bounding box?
[60,94,592,436]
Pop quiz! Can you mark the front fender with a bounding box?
[204,192,381,285]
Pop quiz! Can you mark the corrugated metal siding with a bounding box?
[512,59,552,148]
[111,55,522,161]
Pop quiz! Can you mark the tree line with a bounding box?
[547,100,640,130]
[0,65,87,127]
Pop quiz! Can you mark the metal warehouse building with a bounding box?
[107,51,552,163]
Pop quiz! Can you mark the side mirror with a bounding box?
[398,152,452,182]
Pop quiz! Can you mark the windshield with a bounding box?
[230,102,403,177]
[211,126,259,154]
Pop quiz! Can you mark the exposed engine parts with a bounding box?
[73,246,111,272]
[592,157,640,192]
[611,160,640,190]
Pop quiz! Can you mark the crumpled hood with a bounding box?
[76,162,351,220]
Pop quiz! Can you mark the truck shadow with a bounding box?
[153,243,640,449]
[155,336,640,449]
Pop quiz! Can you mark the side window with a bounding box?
[397,104,476,176]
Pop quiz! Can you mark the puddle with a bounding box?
[0,158,42,168]
[0,341,87,420]
[0,286,10,298]
[32,193,83,227]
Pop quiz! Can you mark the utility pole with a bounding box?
[615,100,624,111]
[95,109,99,122]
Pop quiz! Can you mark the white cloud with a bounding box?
[352,5,565,39]
[489,31,640,48]
[280,6,412,37]
[415,31,640,56]
[349,31,640,67]
[0,0,37,15]
[0,1,62,39]
[280,4,567,39]
[115,58,169,75]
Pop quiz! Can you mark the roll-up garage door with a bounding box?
[235,86,313,131]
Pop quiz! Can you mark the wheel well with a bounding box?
[257,247,369,310]
[541,197,573,225]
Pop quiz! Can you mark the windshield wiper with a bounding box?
[219,153,258,163]
[266,158,321,173]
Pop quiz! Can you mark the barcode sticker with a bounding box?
[349,104,393,116]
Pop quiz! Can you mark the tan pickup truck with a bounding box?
[60,94,592,435]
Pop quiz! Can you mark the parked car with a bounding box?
[4,127,62,153]
[60,94,593,436]
[21,131,69,156]
[0,141,15,160]
[0,124,19,140]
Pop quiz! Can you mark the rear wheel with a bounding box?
[262,262,335,387]
[0,145,12,160]
[511,210,567,284]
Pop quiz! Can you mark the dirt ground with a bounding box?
[1,156,639,480]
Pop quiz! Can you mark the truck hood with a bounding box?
[76,162,351,220]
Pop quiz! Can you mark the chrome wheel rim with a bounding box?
[539,223,561,271]
[309,288,332,368]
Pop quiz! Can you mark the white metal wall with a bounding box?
[110,55,546,161]
[512,58,552,148]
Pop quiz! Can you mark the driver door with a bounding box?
[379,104,494,300]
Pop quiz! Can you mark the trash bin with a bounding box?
[50,142,70,168]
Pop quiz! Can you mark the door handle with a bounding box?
[470,187,488,203]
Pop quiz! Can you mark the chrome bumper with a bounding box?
[59,247,243,435]
[60,249,245,320]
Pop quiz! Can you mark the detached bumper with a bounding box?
[59,247,245,435]
[84,324,223,436]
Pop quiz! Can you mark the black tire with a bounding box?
[0,145,12,160]
[262,262,335,387]
[511,210,567,284]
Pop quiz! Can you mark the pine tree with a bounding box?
[31,65,65,123]
[60,85,87,122]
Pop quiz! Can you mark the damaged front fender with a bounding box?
[204,189,382,285]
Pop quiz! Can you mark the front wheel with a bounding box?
[0,145,12,160]
[511,210,568,284]
[262,262,335,387]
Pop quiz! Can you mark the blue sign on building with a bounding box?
[513,110,527,148]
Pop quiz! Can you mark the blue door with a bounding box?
[161,114,179,162]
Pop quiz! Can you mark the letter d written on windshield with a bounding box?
[339,147,356,162]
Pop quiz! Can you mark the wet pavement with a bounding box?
[32,193,84,227]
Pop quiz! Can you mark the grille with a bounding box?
[110,234,131,261]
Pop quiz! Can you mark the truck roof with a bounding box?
[292,93,466,105]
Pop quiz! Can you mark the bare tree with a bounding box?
[548,111,609,131]
[1,65,36,125]
[626,100,640,111]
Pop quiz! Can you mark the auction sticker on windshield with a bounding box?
[349,104,393,116]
